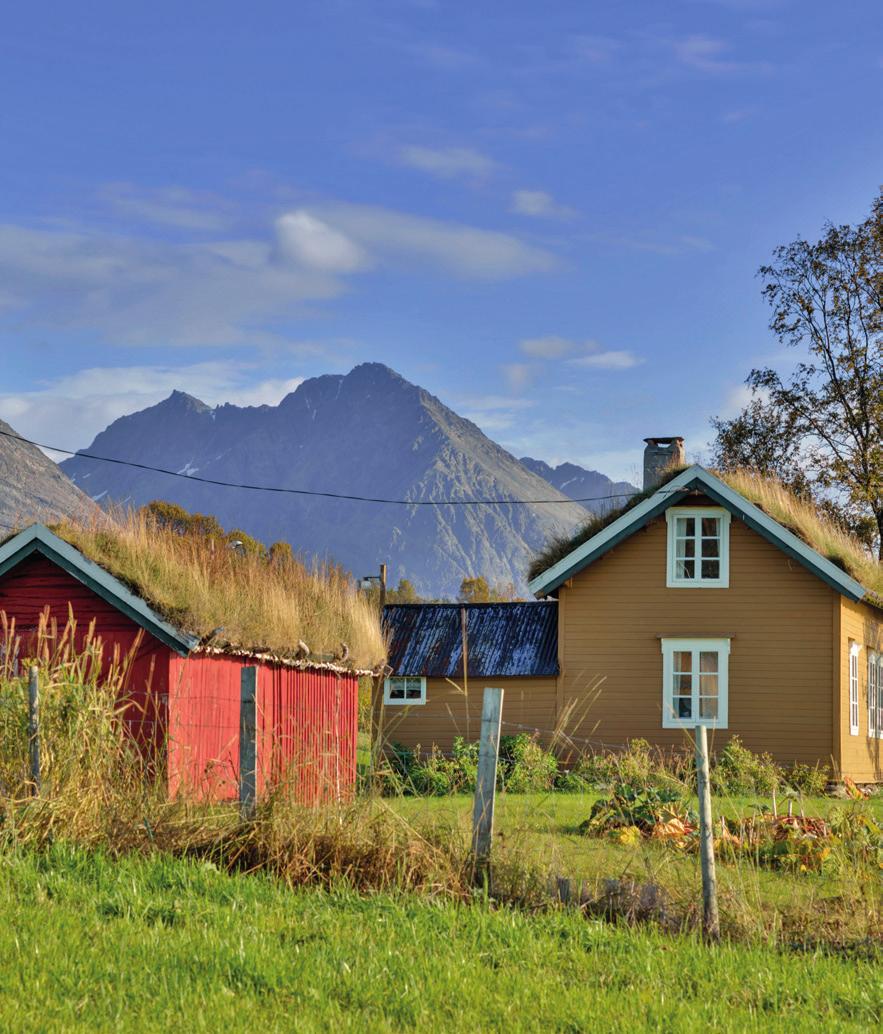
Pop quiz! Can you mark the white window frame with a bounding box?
[666,507,730,589]
[383,676,427,706]
[661,637,730,729]
[848,642,860,736]
[868,650,878,739]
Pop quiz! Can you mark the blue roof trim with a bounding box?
[529,465,869,602]
[0,525,199,655]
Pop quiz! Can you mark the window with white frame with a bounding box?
[661,638,730,728]
[383,676,426,705]
[666,508,730,588]
[849,642,860,735]
[875,651,883,740]
[869,651,878,738]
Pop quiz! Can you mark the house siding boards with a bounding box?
[838,597,882,781]
[557,512,836,767]
[382,676,558,756]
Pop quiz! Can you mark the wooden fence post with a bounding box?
[471,686,504,885]
[239,666,257,820]
[694,724,720,942]
[28,665,40,795]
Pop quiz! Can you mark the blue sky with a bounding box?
[0,0,880,483]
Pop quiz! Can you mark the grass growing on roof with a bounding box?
[47,508,385,668]
[529,466,883,602]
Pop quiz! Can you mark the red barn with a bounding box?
[0,524,361,804]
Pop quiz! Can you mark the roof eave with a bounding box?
[529,465,868,603]
[0,525,198,656]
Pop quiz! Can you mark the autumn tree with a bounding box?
[712,189,883,557]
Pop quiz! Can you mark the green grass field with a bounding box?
[0,845,879,1033]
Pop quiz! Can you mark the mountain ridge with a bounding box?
[60,364,618,596]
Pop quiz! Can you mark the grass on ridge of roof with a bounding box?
[44,509,385,669]
[528,466,883,604]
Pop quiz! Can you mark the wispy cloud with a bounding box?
[98,183,232,231]
[397,145,496,179]
[510,189,576,220]
[0,361,307,453]
[519,335,574,359]
[569,346,642,370]
[674,35,772,75]
[276,211,370,272]
[501,362,534,392]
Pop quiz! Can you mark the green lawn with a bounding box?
[0,845,879,1033]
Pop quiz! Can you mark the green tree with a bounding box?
[225,529,265,557]
[142,500,192,534]
[268,541,294,567]
[714,189,883,557]
[387,578,419,603]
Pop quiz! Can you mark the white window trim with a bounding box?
[383,676,427,706]
[661,637,730,729]
[848,642,860,736]
[868,649,878,739]
[665,507,730,589]
[877,652,883,740]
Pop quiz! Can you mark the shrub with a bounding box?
[784,761,829,798]
[499,734,558,793]
[711,736,781,796]
[411,748,456,796]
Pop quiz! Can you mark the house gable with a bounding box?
[0,524,198,655]
[528,465,868,603]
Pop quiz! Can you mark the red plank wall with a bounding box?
[0,553,170,750]
[168,653,358,804]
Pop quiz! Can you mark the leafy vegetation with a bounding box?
[29,504,385,669]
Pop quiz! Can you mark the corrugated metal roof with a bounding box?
[383,602,558,678]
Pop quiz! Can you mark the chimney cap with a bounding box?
[643,436,684,447]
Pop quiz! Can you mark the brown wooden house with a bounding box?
[383,459,882,782]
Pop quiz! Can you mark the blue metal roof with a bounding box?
[383,602,558,678]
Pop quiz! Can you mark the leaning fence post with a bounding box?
[471,686,504,885]
[694,724,719,942]
[28,665,40,795]
[239,666,257,820]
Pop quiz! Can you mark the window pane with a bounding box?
[389,682,405,699]
[699,697,718,719]
[675,516,695,537]
[702,537,720,558]
[677,538,695,558]
[700,673,718,696]
[675,673,692,694]
[699,652,718,674]
[677,697,692,718]
[673,651,692,673]
[676,559,695,579]
[701,559,720,579]
[701,517,720,537]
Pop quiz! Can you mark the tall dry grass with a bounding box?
[49,508,385,670]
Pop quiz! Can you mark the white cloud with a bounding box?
[674,35,770,75]
[98,183,231,231]
[569,348,642,370]
[314,203,557,279]
[510,190,576,220]
[398,145,496,179]
[571,34,621,64]
[275,211,369,273]
[519,335,574,359]
[0,194,556,348]
[0,361,307,453]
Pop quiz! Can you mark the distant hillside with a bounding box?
[519,457,637,514]
[61,364,592,597]
[0,418,94,531]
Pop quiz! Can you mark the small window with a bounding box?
[875,651,883,740]
[666,508,730,588]
[661,638,730,728]
[869,651,878,739]
[849,642,859,736]
[383,676,426,706]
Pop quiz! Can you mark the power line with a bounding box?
[0,426,645,508]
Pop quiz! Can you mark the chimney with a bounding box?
[643,437,685,491]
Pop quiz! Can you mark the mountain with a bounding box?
[519,457,638,515]
[0,418,94,531]
[60,364,591,597]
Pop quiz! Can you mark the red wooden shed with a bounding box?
[0,524,360,804]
